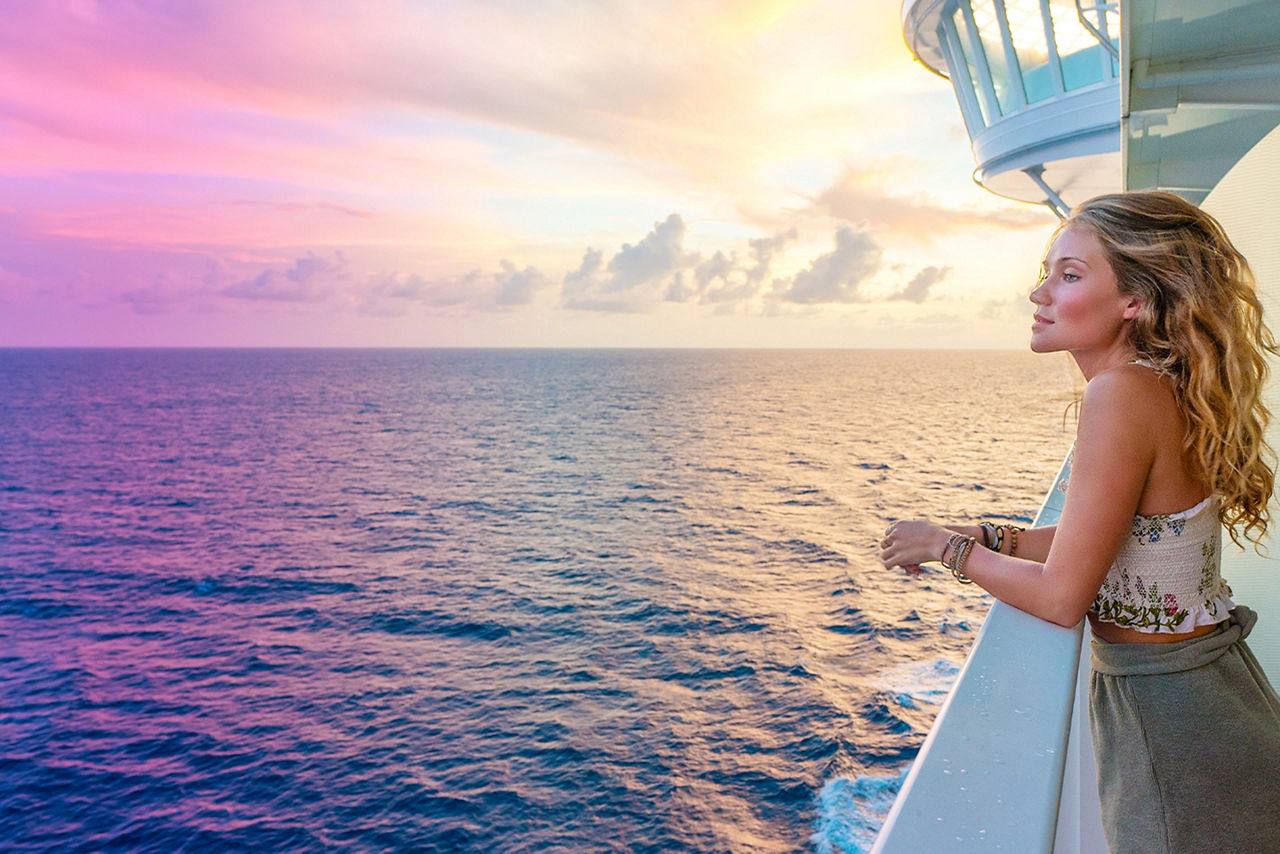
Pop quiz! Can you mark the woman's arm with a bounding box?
[882,370,1155,627]
[942,524,1056,563]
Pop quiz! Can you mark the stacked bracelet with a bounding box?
[940,533,963,566]
[979,522,998,550]
[941,533,976,584]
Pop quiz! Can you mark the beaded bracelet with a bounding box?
[1006,525,1025,558]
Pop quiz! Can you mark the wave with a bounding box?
[812,765,911,854]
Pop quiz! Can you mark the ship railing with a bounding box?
[871,451,1088,852]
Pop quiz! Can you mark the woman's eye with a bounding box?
[1063,273,1079,282]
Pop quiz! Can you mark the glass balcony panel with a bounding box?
[1005,0,1054,103]
[970,0,1018,115]
[1047,0,1110,90]
[951,6,995,125]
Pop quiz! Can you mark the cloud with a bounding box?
[224,200,376,219]
[0,1,930,203]
[668,249,748,305]
[355,260,549,315]
[562,218,952,312]
[812,167,1054,236]
[214,251,550,315]
[747,230,797,286]
[890,265,950,302]
[494,260,549,306]
[607,214,693,291]
[120,287,181,315]
[776,226,883,304]
[563,214,698,312]
[222,252,348,302]
[353,271,471,316]
[672,227,798,305]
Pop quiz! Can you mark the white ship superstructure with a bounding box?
[874,2,1280,851]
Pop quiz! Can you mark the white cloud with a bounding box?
[563,214,698,312]
[776,226,882,304]
[890,265,950,303]
[494,260,550,306]
[812,166,1054,236]
[221,252,348,302]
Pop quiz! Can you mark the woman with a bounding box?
[879,191,1280,853]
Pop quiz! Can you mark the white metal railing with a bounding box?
[872,452,1082,852]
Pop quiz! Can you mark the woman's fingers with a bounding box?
[880,520,941,572]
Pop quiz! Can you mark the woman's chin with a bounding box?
[1029,335,1060,354]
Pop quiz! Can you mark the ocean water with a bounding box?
[0,348,1078,852]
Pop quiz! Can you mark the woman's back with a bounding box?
[1077,363,1224,642]
[1102,362,1204,516]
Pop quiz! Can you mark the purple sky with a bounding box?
[0,0,1056,347]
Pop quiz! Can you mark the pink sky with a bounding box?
[0,0,1056,347]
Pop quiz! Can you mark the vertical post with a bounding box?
[1040,0,1066,97]
[940,16,986,137]
[992,0,1028,112]
[960,2,1003,119]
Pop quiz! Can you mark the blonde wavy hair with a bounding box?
[1064,191,1277,548]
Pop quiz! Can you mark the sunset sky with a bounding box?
[0,0,1059,348]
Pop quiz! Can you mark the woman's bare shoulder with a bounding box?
[1078,364,1194,506]
[1083,362,1174,414]
[1076,363,1181,462]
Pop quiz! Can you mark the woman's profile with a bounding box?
[880,191,1280,853]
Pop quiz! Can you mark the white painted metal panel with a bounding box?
[1200,124,1280,682]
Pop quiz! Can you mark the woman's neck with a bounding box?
[1072,344,1139,381]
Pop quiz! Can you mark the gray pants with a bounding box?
[1090,606,1280,853]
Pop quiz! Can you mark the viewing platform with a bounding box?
[902,0,1122,216]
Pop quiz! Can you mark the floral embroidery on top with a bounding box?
[1089,495,1231,633]
[1131,511,1187,544]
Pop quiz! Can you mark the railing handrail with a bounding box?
[1075,0,1120,59]
[872,452,1081,852]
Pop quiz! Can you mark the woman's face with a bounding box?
[1029,226,1138,362]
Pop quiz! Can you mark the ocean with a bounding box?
[0,348,1078,852]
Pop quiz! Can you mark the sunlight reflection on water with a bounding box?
[0,348,1077,851]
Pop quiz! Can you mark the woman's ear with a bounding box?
[1121,296,1143,321]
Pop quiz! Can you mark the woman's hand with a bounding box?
[880,520,951,574]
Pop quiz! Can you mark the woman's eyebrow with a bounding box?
[1047,255,1091,267]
